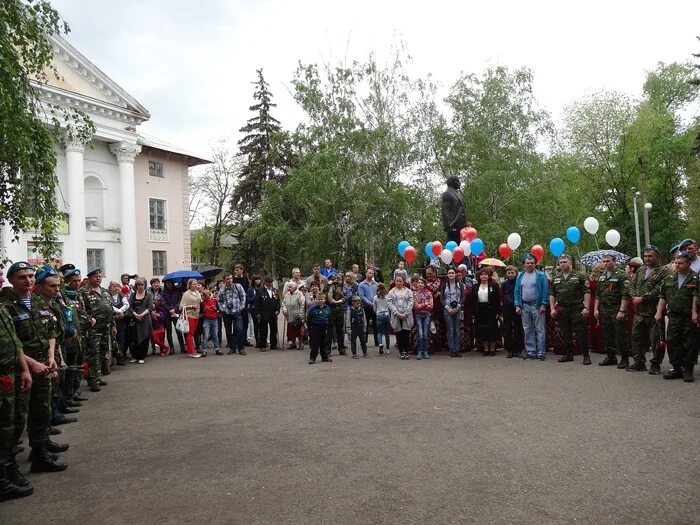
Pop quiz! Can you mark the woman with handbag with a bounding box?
[179,279,203,358]
[282,282,306,350]
[128,277,153,364]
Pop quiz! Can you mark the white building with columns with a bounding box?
[1,35,210,280]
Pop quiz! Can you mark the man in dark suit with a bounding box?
[255,276,280,350]
[441,176,467,243]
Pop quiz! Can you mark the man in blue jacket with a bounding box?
[357,268,380,347]
[514,253,550,360]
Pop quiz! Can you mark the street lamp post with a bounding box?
[644,202,652,246]
[632,190,641,258]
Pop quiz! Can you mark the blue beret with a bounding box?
[669,244,680,255]
[676,251,694,262]
[35,264,57,284]
[58,263,75,274]
[6,261,33,277]
[64,268,81,279]
[679,239,696,249]
[522,253,536,263]
[87,267,102,277]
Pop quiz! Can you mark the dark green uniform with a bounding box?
[551,271,591,358]
[0,305,23,469]
[596,269,631,361]
[660,270,698,373]
[0,290,59,448]
[61,287,86,397]
[630,264,670,366]
[80,285,114,386]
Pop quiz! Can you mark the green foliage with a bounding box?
[0,0,94,259]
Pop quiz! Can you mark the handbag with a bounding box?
[176,309,189,333]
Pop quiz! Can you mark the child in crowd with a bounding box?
[412,276,433,360]
[345,295,368,359]
[151,297,170,357]
[502,265,524,358]
[306,292,332,364]
[373,283,390,354]
[200,289,220,357]
[393,261,409,283]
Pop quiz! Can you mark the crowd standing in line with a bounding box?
[1,237,699,502]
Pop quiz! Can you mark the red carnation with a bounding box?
[0,376,12,394]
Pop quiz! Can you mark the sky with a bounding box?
[51,0,700,157]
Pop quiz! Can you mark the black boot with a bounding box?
[45,440,69,453]
[617,357,629,369]
[582,354,592,365]
[663,369,683,380]
[0,472,33,501]
[626,361,647,372]
[29,447,67,473]
[683,365,694,383]
[648,363,661,375]
[6,458,30,488]
[599,355,618,366]
[558,354,574,363]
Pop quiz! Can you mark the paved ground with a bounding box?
[3,345,699,525]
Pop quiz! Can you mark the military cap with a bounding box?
[643,244,660,254]
[676,251,694,263]
[558,253,573,261]
[87,267,102,277]
[669,244,680,255]
[679,238,696,249]
[58,263,75,274]
[35,264,58,284]
[6,261,34,277]
[522,253,536,263]
[64,268,81,279]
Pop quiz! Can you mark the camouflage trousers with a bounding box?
[631,314,662,365]
[0,369,17,464]
[84,329,111,386]
[665,314,698,371]
[556,305,589,356]
[15,365,51,448]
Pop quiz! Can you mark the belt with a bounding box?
[559,303,583,309]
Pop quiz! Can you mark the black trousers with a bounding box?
[503,305,524,353]
[396,329,410,354]
[309,323,329,361]
[258,316,278,348]
[446,229,460,244]
[242,309,250,344]
[362,306,379,346]
[165,315,185,352]
[325,308,345,353]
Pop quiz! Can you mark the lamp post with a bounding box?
[632,190,641,258]
[643,202,652,246]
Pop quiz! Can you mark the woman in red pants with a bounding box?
[179,279,203,358]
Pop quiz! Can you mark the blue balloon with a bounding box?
[425,242,433,259]
[566,226,581,244]
[471,238,485,256]
[445,241,458,251]
[397,240,410,257]
[549,237,566,257]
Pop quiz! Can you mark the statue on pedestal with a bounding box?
[441,176,466,243]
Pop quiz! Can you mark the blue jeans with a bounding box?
[201,318,219,351]
[223,312,244,350]
[521,303,546,356]
[444,311,461,353]
[375,312,391,348]
[415,313,431,355]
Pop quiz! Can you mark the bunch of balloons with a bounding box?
[397,240,417,264]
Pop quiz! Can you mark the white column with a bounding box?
[65,139,88,271]
[109,142,142,275]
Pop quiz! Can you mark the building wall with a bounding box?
[134,149,190,278]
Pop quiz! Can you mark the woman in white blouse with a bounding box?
[386,275,414,360]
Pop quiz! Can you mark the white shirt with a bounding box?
[478,284,489,303]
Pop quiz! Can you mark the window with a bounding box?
[87,248,105,274]
[149,161,163,178]
[149,198,167,240]
[152,251,167,276]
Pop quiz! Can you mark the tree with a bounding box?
[231,69,293,218]
[0,0,93,257]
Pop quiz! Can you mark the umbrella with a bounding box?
[192,265,224,279]
[579,250,630,267]
[162,270,203,282]
[479,258,506,267]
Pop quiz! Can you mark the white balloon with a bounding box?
[605,229,621,247]
[460,240,472,256]
[584,217,599,235]
[507,233,521,251]
[440,249,453,264]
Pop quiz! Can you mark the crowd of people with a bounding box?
[1,238,699,502]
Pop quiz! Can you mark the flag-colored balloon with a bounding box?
[471,238,484,256]
[507,232,521,251]
[397,240,410,257]
[531,244,545,262]
[440,249,453,264]
[605,229,621,247]
[404,246,417,264]
[445,241,458,251]
[584,217,599,235]
[498,243,512,259]
[549,237,565,257]
[452,246,465,263]
[461,227,478,242]
[566,226,581,244]
[459,240,471,255]
[431,241,443,257]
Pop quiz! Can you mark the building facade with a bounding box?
[0,35,210,280]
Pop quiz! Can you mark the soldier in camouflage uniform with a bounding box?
[628,246,670,373]
[549,254,592,365]
[0,301,34,501]
[0,262,68,473]
[80,268,115,392]
[325,273,348,356]
[62,268,88,403]
[655,252,697,382]
[593,253,631,368]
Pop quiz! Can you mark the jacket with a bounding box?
[514,270,549,308]
[386,287,414,331]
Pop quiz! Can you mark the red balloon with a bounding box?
[498,243,512,259]
[404,246,417,264]
[452,246,465,264]
[461,227,478,242]
[531,244,545,262]
[431,241,443,257]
